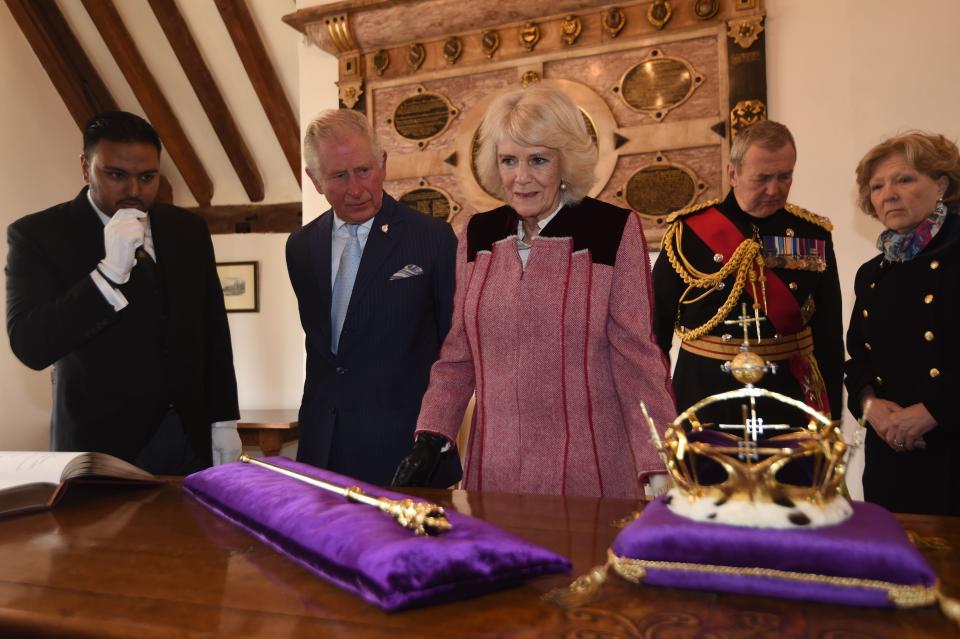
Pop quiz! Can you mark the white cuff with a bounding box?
[90,269,129,311]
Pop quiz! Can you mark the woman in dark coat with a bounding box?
[845,131,960,516]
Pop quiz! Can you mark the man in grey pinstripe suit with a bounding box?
[286,109,461,486]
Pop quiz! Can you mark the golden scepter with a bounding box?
[239,454,452,536]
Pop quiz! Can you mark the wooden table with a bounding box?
[0,482,956,638]
[236,409,299,456]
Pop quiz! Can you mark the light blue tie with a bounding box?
[331,224,362,353]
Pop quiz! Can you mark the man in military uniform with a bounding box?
[652,120,843,426]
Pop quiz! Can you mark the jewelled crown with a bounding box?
[642,305,863,528]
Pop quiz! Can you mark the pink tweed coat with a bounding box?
[416,198,676,498]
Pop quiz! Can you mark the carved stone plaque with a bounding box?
[392,92,455,141]
[619,51,703,120]
[399,187,453,220]
[625,164,697,216]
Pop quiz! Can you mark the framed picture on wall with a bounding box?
[217,261,259,313]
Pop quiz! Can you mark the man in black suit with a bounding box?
[6,111,240,474]
[286,109,460,486]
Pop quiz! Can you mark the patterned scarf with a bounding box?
[876,202,947,262]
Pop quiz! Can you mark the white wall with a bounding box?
[765,0,960,497]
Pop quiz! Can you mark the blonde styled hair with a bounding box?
[729,120,796,173]
[303,109,384,177]
[475,85,596,205]
[855,131,960,217]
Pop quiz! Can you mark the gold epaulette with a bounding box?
[785,203,833,232]
[663,197,722,225]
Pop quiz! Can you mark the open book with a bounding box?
[0,451,158,517]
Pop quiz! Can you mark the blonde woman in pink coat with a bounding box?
[392,85,675,498]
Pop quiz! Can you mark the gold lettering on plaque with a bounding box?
[730,99,766,137]
[372,50,390,76]
[617,49,704,121]
[481,30,500,59]
[728,16,764,49]
[393,89,458,146]
[561,15,582,46]
[399,187,457,221]
[519,23,540,51]
[648,1,672,30]
[407,43,426,70]
[624,162,702,216]
[443,37,463,65]
[603,7,626,38]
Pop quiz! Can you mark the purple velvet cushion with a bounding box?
[611,498,937,607]
[184,457,571,611]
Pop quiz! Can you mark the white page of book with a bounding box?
[0,452,83,484]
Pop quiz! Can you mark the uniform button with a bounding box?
[875,376,883,385]
[869,282,876,289]
[930,260,940,270]
[930,368,940,378]
[713,253,724,263]
[788,282,797,290]
[924,294,934,304]
[336,366,348,374]
[924,331,935,342]
[864,342,872,350]
[786,228,795,237]
[862,309,869,318]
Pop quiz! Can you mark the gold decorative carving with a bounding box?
[391,87,458,148]
[372,50,390,76]
[520,70,541,87]
[728,16,764,49]
[616,49,704,121]
[443,36,463,65]
[399,183,461,222]
[561,15,582,46]
[648,0,672,30]
[621,154,704,216]
[323,14,357,53]
[481,30,500,59]
[730,99,766,137]
[519,22,541,51]
[337,79,363,109]
[694,0,720,20]
[602,7,626,38]
[736,0,758,9]
[407,42,426,70]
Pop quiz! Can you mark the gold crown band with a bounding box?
[680,327,814,361]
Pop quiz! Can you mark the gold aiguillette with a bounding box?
[238,454,452,536]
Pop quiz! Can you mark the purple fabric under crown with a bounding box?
[184,457,571,611]
[611,498,937,608]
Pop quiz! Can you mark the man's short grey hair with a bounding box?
[303,109,384,176]
[729,120,796,173]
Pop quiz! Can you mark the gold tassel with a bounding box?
[939,592,960,628]
[542,563,610,608]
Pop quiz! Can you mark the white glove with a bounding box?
[98,208,146,285]
[211,421,242,465]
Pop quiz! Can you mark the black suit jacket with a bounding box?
[5,188,239,465]
[286,194,460,486]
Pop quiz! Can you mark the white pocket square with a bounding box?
[390,264,424,280]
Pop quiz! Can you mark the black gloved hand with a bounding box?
[391,433,447,487]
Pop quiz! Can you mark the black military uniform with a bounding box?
[652,191,844,427]
[845,211,960,516]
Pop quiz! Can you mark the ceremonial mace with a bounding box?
[239,454,452,536]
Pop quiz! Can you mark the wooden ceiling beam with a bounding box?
[4,0,116,128]
[214,0,301,186]
[147,0,264,203]
[81,0,213,206]
[189,202,301,234]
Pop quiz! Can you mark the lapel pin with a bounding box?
[381,224,389,234]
